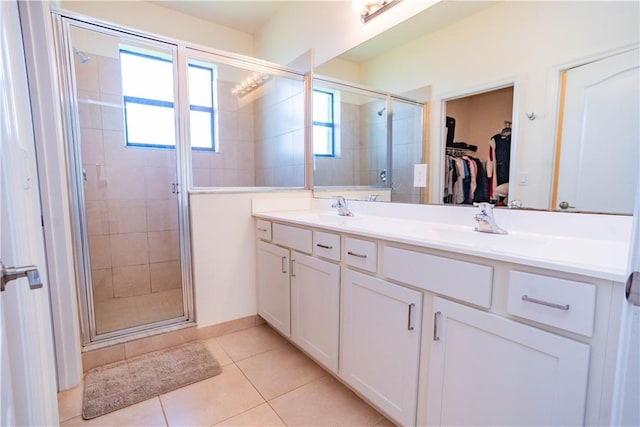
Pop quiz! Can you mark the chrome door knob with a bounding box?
[0,261,43,292]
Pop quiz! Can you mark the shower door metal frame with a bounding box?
[52,13,195,345]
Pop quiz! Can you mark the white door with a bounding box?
[614,164,640,425]
[256,241,291,337]
[290,251,340,373]
[556,48,639,214]
[426,297,590,426]
[0,0,59,425]
[341,269,422,426]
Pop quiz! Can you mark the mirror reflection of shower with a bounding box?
[73,48,90,63]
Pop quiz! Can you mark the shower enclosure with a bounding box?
[54,12,307,344]
[56,20,193,342]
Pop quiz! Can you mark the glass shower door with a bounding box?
[65,22,189,339]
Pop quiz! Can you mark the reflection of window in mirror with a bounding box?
[313,89,339,157]
[443,86,513,206]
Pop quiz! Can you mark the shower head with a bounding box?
[73,48,90,64]
[377,106,386,116]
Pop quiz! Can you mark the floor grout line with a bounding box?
[157,396,170,427]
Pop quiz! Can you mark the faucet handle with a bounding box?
[473,202,494,214]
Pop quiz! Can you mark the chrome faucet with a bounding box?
[332,196,353,216]
[473,202,507,235]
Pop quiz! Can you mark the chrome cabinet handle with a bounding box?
[281,256,287,274]
[407,303,415,331]
[522,294,570,311]
[626,271,640,306]
[291,260,296,277]
[316,243,333,249]
[347,251,367,259]
[433,311,441,341]
[257,227,268,232]
[1,261,42,292]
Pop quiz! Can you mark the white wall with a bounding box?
[255,0,439,65]
[190,191,310,327]
[351,1,639,209]
[59,1,254,56]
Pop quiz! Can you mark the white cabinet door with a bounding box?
[291,251,340,372]
[257,241,290,336]
[427,297,590,426]
[341,269,422,426]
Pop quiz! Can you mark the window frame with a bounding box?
[120,49,217,151]
[312,88,336,157]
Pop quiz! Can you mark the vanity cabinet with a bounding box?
[426,296,591,426]
[256,241,291,337]
[256,223,340,372]
[341,269,422,427]
[255,214,621,427]
[290,251,340,372]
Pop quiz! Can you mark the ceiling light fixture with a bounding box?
[356,0,401,23]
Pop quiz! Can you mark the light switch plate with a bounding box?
[414,164,428,187]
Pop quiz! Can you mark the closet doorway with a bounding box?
[442,86,514,206]
[56,18,193,344]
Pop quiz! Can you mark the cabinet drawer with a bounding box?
[255,219,272,241]
[507,270,596,337]
[272,223,312,254]
[383,246,493,308]
[314,231,340,261]
[344,237,377,273]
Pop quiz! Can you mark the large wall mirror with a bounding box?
[313,1,639,215]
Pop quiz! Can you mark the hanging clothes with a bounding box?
[471,158,490,203]
[486,127,511,200]
[444,153,486,205]
[492,132,511,185]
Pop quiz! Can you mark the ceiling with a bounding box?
[151,0,497,63]
[149,1,294,34]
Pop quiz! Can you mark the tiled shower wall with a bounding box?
[313,102,362,186]
[254,76,306,187]
[391,102,423,204]
[358,102,388,187]
[76,53,183,334]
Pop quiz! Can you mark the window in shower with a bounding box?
[120,49,216,150]
[313,89,336,157]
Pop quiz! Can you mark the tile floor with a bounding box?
[58,324,396,426]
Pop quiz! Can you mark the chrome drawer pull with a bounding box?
[316,243,333,249]
[257,227,268,232]
[347,251,367,259]
[522,294,570,311]
[281,256,287,274]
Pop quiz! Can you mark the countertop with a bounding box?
[254,209,630,282]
